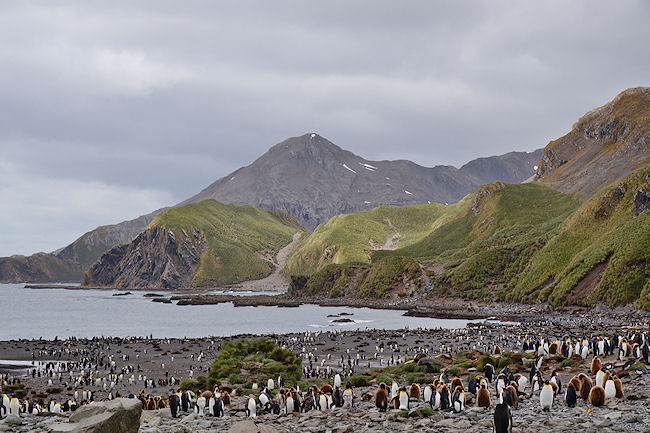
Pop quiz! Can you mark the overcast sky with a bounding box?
[1,1,648,256]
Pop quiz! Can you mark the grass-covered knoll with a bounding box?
[288,169,648,308]
[181,338,301,392]
[285,200,470,277]
[372,183,581,301]
[152,200,303,286]
[510,166,650,308]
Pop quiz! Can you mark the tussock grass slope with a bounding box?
[151,200,303,286]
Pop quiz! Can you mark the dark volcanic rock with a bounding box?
[634,185,650,216]
[83,226,208,289]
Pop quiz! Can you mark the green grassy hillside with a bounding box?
[511,166,650,307]
[150,200,304,286]
[288,175,649,308]
[284,199,470,277]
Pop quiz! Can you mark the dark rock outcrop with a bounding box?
[83,227,207,289]
[536,87,650,200]
[0,253,82,283]
[634,185,650,216]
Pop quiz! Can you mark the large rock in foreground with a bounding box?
[50,398,142,433]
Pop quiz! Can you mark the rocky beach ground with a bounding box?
[1,306,649,432]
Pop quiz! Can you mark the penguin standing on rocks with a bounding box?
[9,397,20,416]
[332,387,343,408]
[342,385,353,409]
[493,403,512,433]
[579,374,593,400]
[374,384,388,412]
[181,391,189,412]
[477,383,491,408]
[589,386,605,407]
[213,397,224,417]
[398,389,409,410]
[452,387,465,413]
[540,381,554,411]
[333,373,341,388]
[246,396,257,418]
[169,393,180,418]
[0,394,7,419]
[604,377,616,401]
[196,394,206,416]
[423,384,434,406]
[485,363,495,383]
[565,383,577,408]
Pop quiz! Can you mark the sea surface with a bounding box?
[0,283,480,340]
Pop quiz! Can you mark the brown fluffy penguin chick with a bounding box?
[374,384,388,412]
[494,345,502,355]
[569,375,581,392]
[589,385,605,407]
[222,392,231,406]
[590,357,602,375]
[409,383,421,400]
[549,381,558,396]
[450,377,463,392]
[505,385,518,408]
[477,385,491,407]
[320,384,333,394]
[580,375,593,400]
[613,376,624,398]
[549,342,558,355]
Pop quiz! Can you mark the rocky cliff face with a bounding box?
[536,87,650,199]
[56,209,164,269]
[83,226,207,289]
[184,134,541,230]
[0,253,82,283]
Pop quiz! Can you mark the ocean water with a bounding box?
[0,284,479,340]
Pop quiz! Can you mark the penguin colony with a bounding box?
[0,327,648,430]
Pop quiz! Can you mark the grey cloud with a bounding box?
[0,0,648,255]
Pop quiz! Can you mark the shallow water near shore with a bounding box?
[1,283,479,339]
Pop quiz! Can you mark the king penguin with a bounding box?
[540,381,554,411]
[246,396,257,417]
[493,403,512,433]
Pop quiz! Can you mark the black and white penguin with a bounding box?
[540,381,554,411]
[342,386,353,409]
[333,373,342,389]
[484,364,495,383]
[332,387,343,408]
[277,375,284,389]
[452,387,465,413]
[181,391,189,412]
[0,394,7,419]
[493,403,512,433]
[213,397,224,417]
[423,384,434,406]
[246,397,257,418]
[550,370,562,393]
[9,397,20,416]
[565,383,577,408]
[169,393,180,418]
[258,388,272,410]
